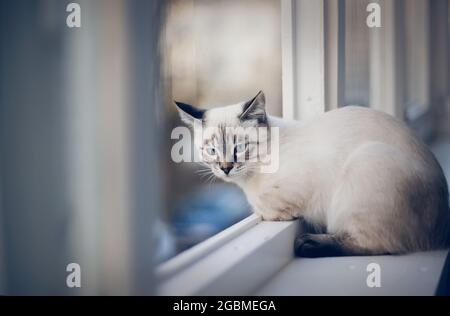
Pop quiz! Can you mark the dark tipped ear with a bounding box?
[174,101,205,126]
[239,91,266,123]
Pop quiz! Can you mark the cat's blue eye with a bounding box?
[206,147,216,156]
[235,143,246,153]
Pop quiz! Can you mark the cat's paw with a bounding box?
[294,234,319,257]
[294,233,338,258]
[260,212,297,222]
[261,215,285,221]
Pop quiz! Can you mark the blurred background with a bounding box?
[0,0,449,295]
[0,0,166,295]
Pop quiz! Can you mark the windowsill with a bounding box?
[157,214,450,296]
[156,214,262,281]
[157,216,299,296]
[257,250,450,296]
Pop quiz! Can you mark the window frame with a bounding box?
[157,216,298,296]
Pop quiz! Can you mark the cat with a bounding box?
[175,91,450,257]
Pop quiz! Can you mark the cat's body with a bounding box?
[239,106,450,255]
[176,92,450,257]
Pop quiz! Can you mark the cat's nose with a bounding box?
[220,164,233,175]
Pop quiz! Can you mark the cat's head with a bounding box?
[175,91,269,181]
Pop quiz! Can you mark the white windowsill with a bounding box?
[157,213,449,296]
[156,214,262,281]
[157,216,299,296]
[257,250,449,296]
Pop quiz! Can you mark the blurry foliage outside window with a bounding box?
[157,0,282,262]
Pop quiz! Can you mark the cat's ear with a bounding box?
[174,101,205,126]
[240,91,267,123]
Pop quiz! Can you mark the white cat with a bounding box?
[176,91,450,257]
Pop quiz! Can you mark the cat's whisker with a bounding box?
[210,176,217,188]
[203,173,217,192]
[195,169,212,175]
[195,161,211,169]
[198,172,213,180]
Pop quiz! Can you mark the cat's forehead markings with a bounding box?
[204,102,246,124]
[203,133,219,148]
[219,123,227,146]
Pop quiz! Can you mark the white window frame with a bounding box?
[282,0,345,120]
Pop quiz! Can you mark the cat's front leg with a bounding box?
[247,193,298,221]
